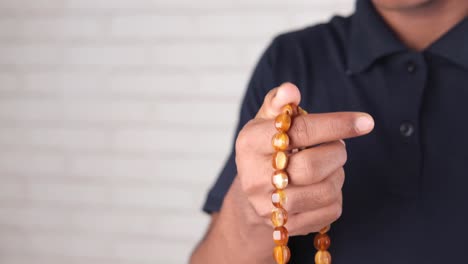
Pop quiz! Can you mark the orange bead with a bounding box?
[281,104,297,116]
[272,170,289,190]
[273,245,291,264]
[298,106,308,115]
[271,189,287,208]
[272,151,288,170]
[271,207,288,227]
[273,226,289,246]
[314,233,331,250]
[272,132,289,151]
[314,250,332,264]
[319,225,331,234]
[275,113,292,132]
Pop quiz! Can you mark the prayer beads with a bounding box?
[271,189,287,208]
[271,104,333,264]
[271,207,288,227]
[272,151,288,170]
[271,104,296,264]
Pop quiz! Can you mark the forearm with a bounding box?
[190,213,273,264]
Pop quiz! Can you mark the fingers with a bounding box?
[255,82,301,120]
[286,197,343,236]
[285,167,345,214]
[287,140,346,185]
[238,111,374,154]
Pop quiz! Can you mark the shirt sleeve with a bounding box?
[202,39,278,213]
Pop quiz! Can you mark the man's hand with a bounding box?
[190,83,374,264]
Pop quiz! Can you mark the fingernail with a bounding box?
[355,115,374,133]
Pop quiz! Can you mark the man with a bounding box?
[191,0,468,263]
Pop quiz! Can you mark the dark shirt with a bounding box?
[203,0,468,263]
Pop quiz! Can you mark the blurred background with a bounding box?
[0,0,352,263]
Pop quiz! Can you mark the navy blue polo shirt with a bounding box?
[203,0,468,263]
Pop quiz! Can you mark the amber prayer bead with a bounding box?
[270,104,333,264]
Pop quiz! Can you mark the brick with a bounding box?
[0,18,104,38]
[63,46,148,66]
[112,128,232,154]
[68,155,224,186]
[0,207,72,231]
[0,127,111,151]
[68,156,158,180]
[62,101,153,123]
[0,73,19,93]
[0,182,27,201]
[27,183,111,205]
[154,100,239,127]
[23,72,106,97]
[198,14,289,39]
[111,238,192,263]
[65,0,155,9]
[198,72,248,97]
[0,233,31,253]
[111,15,197,38]
[0,0,65,9]
[151,43,243,67]
[107,72,246,99]
[0,44,63,65]
[0,152,66,175]
[66,0,229,9]
[28,233,113,258]
[109,185,200,210]
[107,73,197,98]
[0,99,64,121]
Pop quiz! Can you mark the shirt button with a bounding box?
[400,121,415,137]
[406,61,416,73]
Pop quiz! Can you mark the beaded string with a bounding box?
[270,104,332,264]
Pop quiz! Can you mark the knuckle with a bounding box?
[312,182,335,206]
[336,168,346,189]
[291,116,312,145]
[304,156,320,180]
[235,126,251,153]
[239,172,262,197]
[335,144,348,166]
[253,203,271,218]
[330,202,343,221]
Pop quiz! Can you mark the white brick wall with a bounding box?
[0,1,353,263]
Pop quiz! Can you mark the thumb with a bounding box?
[255,82,302,119]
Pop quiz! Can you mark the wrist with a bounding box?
[216,180,274,263]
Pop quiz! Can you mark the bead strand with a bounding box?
[271,104,307,264]
[271,104,333,264]
[314,225,332,264]
[270,104,295,264]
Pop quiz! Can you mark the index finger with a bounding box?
[288,111,374,149]
[241,111,374,153]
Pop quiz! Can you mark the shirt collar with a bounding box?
[347,0,468,73]
[347,0,406,73]
[427,17,468,70]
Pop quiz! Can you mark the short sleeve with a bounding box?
[202,39,278,213]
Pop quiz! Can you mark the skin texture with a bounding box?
[372,0,468,50]
[190,1,468,263]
